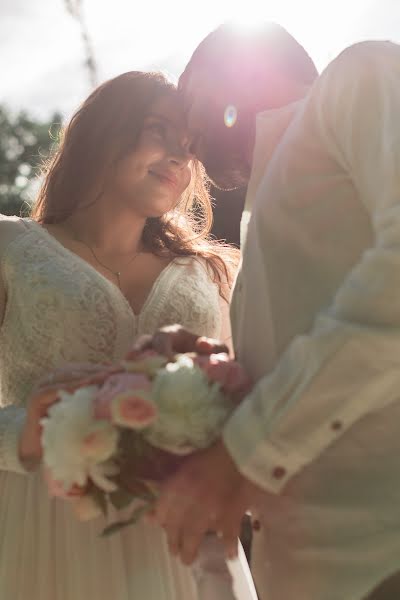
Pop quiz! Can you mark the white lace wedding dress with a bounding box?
[0,216,256,600]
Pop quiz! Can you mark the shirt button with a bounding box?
[331,420,343,431]
[272,466,287,480]
[252,519,261,532]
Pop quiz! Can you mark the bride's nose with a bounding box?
[167,139,192,169]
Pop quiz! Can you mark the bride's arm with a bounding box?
[0,216,73,474]
[0,223,29,474]
[0,248,5,330]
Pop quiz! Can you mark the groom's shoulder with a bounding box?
[335,40,399,61]
[319,40,400,83]
[308,40,400,109]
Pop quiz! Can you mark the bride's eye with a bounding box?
[146,122,167,138]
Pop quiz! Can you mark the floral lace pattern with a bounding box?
[0,218,221,470]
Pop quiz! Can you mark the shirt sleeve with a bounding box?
[223,41,400,493]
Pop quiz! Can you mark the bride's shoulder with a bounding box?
[0,214,30,326]
[174,255,216,281]
[0,213,24,225]
[172,255,233,304]
[0,214,30,256]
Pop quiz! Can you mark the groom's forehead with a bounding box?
[182,69,237,114]
[182,70,214,106]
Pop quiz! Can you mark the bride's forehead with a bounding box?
[147,94,186,127]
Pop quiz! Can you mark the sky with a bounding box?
[1,0,400,121]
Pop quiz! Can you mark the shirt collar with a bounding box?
[240,99,304,246]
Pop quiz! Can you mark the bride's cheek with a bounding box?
[183,168,192,192]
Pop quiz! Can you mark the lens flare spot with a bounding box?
[224,105,237,128]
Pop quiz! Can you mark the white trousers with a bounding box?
[251,400,400,600]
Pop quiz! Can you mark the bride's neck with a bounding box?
[62,204,146,256]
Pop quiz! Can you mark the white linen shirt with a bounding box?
[223,40,400,494]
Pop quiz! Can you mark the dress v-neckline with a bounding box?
[25,219,178,320]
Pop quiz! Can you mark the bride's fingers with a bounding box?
[131,326,215,359]
[34,368,114,399]
[152,326,200,356]
[77,370,118,388]
[195,336,229,355]
[128,334,153,356]
[31,385,61,406]
[129,331,176,359]
[28,388,63,420]
[29,369,116,425]
[152,331,175,359]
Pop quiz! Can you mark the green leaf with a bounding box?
[101,519,136,537]
[101,503,154,537]
[130,503,154,522]
[109,488,135,511]
[91,487,108,517]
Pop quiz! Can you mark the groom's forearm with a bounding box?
[223,311,400,494]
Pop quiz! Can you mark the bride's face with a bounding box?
[111,94,193,218]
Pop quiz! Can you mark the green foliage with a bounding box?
[101,503,155,537]
[0,106,62,216]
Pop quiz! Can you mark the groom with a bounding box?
[145,23,400,599]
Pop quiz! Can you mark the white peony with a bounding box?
[144,355,231,454]
[41,386,119,492]
[71,494,103,522]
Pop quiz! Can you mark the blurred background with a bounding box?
[1,0,399,245]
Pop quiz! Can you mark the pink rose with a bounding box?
[111,393,157,430]
[94,373,152,420]
[80,421,119,461]
[193,353,252,395]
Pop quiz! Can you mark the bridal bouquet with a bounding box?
[41,349,251,536]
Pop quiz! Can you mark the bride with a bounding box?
[0,71,256,599]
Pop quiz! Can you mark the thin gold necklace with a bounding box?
[75,237,142,290]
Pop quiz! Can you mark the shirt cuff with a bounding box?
[222,392,307,494]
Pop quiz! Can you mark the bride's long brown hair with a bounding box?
[31,71,239,297]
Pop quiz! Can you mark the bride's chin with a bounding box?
[144,200,177,219]
[126,201,173,220]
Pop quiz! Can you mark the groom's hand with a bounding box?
[152,440,263,565]
[129,324,229,360]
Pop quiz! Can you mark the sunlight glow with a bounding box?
[224,15,273,31]
[224,105,238,128]
[2,0,378,118]
[166,0,375,72]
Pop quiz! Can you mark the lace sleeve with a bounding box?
[0,405,28,474]
[0,215,29,474]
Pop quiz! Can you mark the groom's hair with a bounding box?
[180,22,318,101]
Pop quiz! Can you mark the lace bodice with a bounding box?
[0,216,222,472]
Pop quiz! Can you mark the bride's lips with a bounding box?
[149,170,178,189]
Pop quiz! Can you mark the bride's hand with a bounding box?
[19,363,113,470]
[19,383,62,471]
[129,324,229,360]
